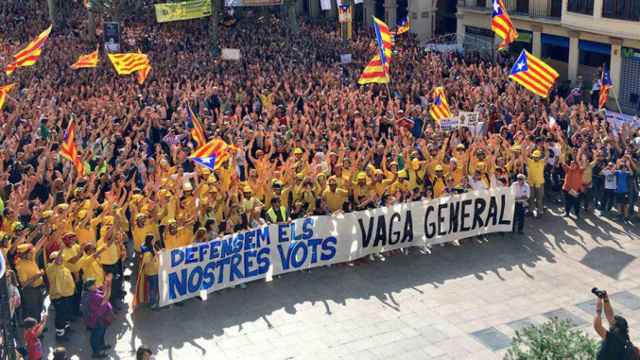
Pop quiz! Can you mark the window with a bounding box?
[579,51,610,68]
[516,0,529,14]
[602,0,640,21]
[542,44,569,62]
[550,0,562,17]
[567,0,594,15]
[476,0,487,7]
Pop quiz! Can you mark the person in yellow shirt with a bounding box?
[46,251,76,340]
[163,218,195,249]
[133,234,161,310]
[96,220,123,306]
[78,243,106,287]
[372,169,394,200]
[352,172,374,211]
[265,196,289,224]
[60,232,83,317]
[132,213,160,253]
[15,244,46,321]
[527,150,545,218]
[389,170,412,199]
[299,178,316,215]
[322,176,349,213]
[74,209,100,246]
[431,165,448,198]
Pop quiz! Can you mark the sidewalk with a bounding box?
[46,209,640,359]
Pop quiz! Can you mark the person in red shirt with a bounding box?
[562,156,585,219]
[23,315,47,360]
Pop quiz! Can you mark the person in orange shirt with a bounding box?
[562,156,585,219]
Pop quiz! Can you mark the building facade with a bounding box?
[456,0,640,113]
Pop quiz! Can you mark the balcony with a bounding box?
[462,0,562,19]
[602,0,640,21]
[561,0,640,40]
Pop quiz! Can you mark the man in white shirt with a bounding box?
[511,173,530,235]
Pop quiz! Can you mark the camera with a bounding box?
[592,287,607,299]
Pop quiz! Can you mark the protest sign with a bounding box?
[159,188,515,306]
[340,54,352,64]
[605,110,640,135]
[221,48,241,61]
[155,0,212,23]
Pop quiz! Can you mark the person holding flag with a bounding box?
[598,66,613,109]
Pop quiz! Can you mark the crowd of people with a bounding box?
[1,0,639,358]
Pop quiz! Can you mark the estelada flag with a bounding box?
[509,50,559,98]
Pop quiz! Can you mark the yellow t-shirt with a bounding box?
[46,263,75,299]
[142,251,159,276]
[176,226,193,248]
[431,176,447,198]
[78,255,105,286]
[61,244,82,273]
[97,240,120,266]
[75,218,101,246]
[527,158,545,186]
[16,259,43,287]
[322,188,348,212]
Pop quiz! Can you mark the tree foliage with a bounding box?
[505,319,599,360]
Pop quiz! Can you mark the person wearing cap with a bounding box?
[59,232,83,317]
[74,206,101,247]
[265,196,289,224]
[83,278,113,358]
[95,216,123,303]
[78,243,107,289]
[527,149,545,218]
[15,242,46,322]
[430,165,447,198]
[322,176,349,213]
[46,251,76,341]
[352,171,373,211]
[511,174,530,234]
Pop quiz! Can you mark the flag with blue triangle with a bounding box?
[192,155,217,171]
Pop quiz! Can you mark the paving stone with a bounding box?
[506,318,537,333]
[575,299,598,315]
[610,290,640,311]
[543,308,588,327]
[469,327,512,351]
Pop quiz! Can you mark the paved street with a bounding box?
[44,209,640,359]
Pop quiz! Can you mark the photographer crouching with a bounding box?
[593,288,640,359]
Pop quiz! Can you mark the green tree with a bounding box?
[505,319,599,360]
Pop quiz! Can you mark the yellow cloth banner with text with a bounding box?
[155,0,212,23]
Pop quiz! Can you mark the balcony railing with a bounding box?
[567,0,594,15]
[602,0,640,21]
[486,0,560,18]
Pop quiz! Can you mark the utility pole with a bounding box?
[287,0,299,34]
[209,0,220,55]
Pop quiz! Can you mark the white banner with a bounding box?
[320,0,332,10]
[606,110,640,135]
[221,48,241,61]
[159,188,515,306]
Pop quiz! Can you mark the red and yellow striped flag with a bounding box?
[0,84,17,112]
[71,49,99,69]
[5,25,53,76]
[429,87,452,123]
[509,50,559,98]
[358,55,389,84]
[108,52,150,75]
[136,64,151,85]
[189,138,232,170]
[59,119,85,175]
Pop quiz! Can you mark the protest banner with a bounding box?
[221,48,241,61]
[155,0,212,23]
[159,188,515,306]
[605,110,640,135]
[226,0,282,5]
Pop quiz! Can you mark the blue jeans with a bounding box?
[90,324,106,354]
[147,275,159,307]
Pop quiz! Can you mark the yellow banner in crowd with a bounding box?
[154,0,212,23]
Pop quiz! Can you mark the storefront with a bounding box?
[463,26,495,56]
[541,33,569,62]
[620,47,640,115]
[509,29,532,55]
